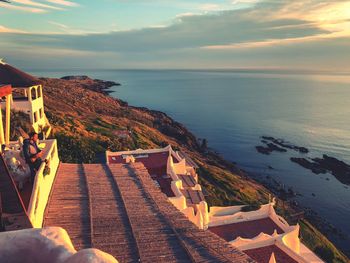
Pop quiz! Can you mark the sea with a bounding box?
[30,69,350,255]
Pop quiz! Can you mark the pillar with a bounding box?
[5,94,11,145]
[35,86,38,99]
[28,87,32,101]
[0,107,5,146]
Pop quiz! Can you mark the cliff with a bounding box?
[26,76,348,263]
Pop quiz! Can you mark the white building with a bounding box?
[0,60,51,138]
[209,201,323,262]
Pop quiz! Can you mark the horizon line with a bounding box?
[26,67,350,76]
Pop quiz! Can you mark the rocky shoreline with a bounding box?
[255,136,350,186]
[253,135,350,256]
[60,75,120,94]
[256,136,308,155]
[291,155,350,185]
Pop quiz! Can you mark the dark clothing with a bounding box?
[22,139,43,178]
[28,158,44,179]
[23,139,41,163]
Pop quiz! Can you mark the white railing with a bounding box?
[27,139,60,228]
[208,202,279,227]
[167,157,209,229]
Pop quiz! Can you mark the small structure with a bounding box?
[0,60,51,138]
[208,201,324,262]
[106,145,209,229]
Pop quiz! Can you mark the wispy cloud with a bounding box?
[0,2,46,13]
[232,0,260,4]
[49,20,69,29]
[12,0,63,10]
[46,0,79,7]
[198,4,221,11]
[0,0,78,13]
[201,33,336,50]
[47,20,92,34]
[175,12,197,18]
[0,25,26,33]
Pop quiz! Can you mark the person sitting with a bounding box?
[22,132,46,181]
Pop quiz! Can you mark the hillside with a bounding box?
[26,76,348,263]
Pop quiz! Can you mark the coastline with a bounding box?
[104,77,350,259]
[36,75,349,262]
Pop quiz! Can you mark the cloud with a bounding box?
[49,21,68,29]
[0,25,26,33]
[198,3,221,11]
[1,0,350,70]
[12,0,63,10]
[232,0,259,4]
[30,7,328,53]
[0,2,46,13]
[46,0,79,7]
[0,0,78,13]
[47,21,94,34]
[201,35,326,50]
[175,12,197,18]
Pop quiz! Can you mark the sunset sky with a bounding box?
[1,0,350,70]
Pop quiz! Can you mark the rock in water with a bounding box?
[290,155,350,185]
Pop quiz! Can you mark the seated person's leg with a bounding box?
[33,158,44,170]
[28,163,36,182]
[29,158,44,180]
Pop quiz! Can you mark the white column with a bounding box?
[35,86,38,99]
[0,107,5,146]
[28,87,32,101]
[5,94,11,145]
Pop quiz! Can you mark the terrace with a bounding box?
[245,245,298,263]
[3,139,60,228]
[108,148,180,197]
[209,217,284,241]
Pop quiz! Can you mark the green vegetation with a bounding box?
[300,220,349,263]
[55,132,105,163]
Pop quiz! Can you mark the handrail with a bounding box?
[27,160,46,220]
[27,139,59,227]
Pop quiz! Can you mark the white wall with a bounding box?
[27,139,60,228]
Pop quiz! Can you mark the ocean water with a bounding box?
[31,69,350,254]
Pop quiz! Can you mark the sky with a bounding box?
[0,0,350,71]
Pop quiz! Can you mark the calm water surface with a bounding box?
[31,69,350,253]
